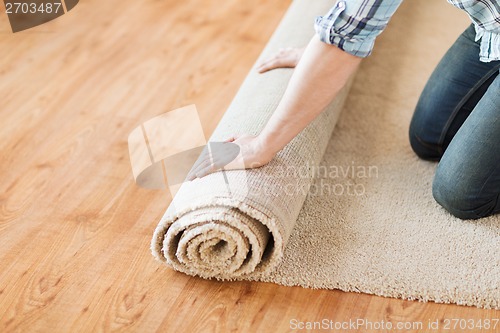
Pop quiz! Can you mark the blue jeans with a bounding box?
[409,24,500,220]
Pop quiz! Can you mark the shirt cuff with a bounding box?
[313,1,375,58]
[474,24,500,62]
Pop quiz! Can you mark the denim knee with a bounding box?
[432,171,497,220]
[409,126,443,161]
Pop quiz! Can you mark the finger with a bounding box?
[257,59,281,73]
[256,54,282,68]
[258,56,298,73]
[255,58,275,72]
[255,54,278,69]
[190,153,235,180]
[254,59,267,71]
[190,153,210,173]
[187,156,211,180]
[194,162,218,179]
[213,148,239,169]
[257,65,271,74]
[224,136,237,142]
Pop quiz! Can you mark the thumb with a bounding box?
[224,135,238,143]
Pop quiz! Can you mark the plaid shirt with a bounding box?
[314,0,500,62]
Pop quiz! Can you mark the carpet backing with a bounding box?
[151,0,500,309]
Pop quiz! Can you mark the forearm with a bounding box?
[257,35,361,156]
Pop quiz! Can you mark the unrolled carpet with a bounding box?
[151,0,500,309]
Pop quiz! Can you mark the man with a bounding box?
[189,0,500,219]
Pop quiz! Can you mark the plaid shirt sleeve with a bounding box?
[447,0,500,62]
[314,0,403,58]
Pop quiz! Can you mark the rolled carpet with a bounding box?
[151,0,349,280]
[151,0,500,309]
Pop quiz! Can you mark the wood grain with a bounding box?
[0,0,499,332]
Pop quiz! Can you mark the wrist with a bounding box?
[256,133,282,161]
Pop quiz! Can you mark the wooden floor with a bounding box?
[1,0,499,332]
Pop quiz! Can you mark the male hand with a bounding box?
[256,47,305,73]
[187,134,274,180]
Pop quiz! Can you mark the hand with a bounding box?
[186,134,274,180]
[256,47,305,73]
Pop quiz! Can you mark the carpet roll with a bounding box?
[149,0,500,309]
[151,0,352,280]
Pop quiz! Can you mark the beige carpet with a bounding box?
[151,0,500,309]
